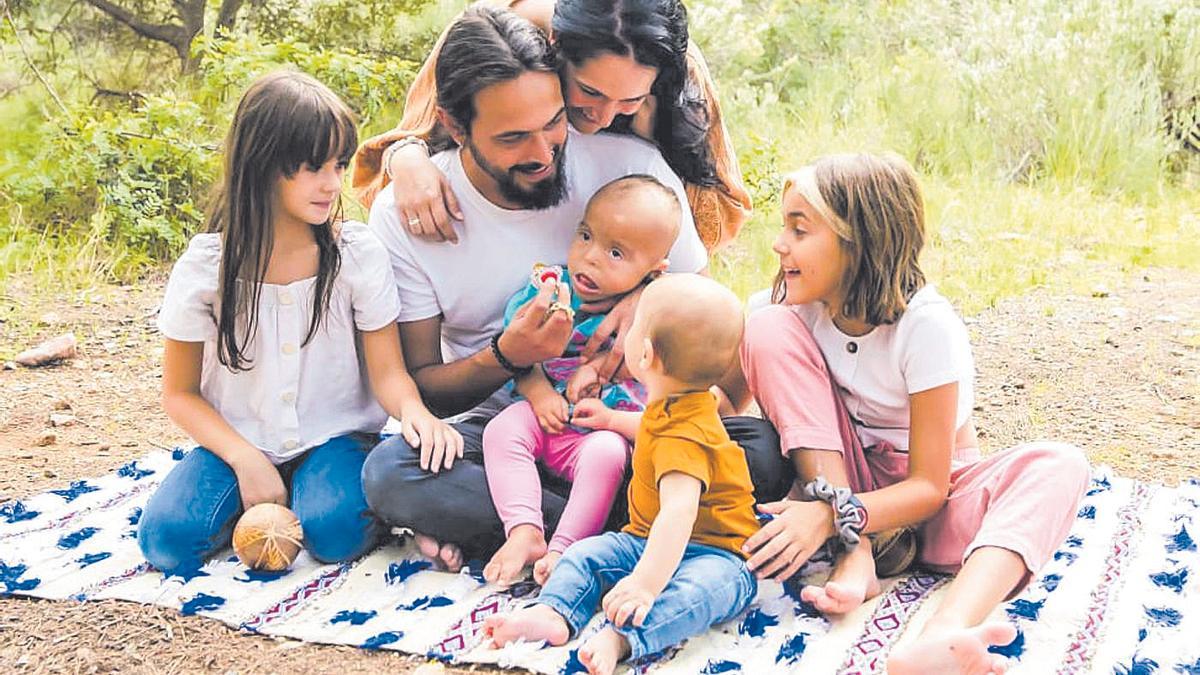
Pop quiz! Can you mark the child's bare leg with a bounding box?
[800,542,881,614]
[579,626,631,675]
[483,604,571,648]
[483,524,548,586]
[534,550,562,586]
[888,547,1025,675]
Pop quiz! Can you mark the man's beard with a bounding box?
[465,136,569,209]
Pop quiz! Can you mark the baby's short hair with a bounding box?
[588,174,682,242]
[641,274,743,389]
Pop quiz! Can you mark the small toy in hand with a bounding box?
[232,503,304,571]
[531,263,563,287]
[531,263,575,321]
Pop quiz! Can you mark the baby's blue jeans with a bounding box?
[536,531,756,659]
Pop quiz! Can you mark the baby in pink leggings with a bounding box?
[481,175,682,587]
[731,153,1090,675]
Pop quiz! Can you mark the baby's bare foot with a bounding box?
[887,622,1017,675]
[483,605,571,649]
[483,525,547,586]
[579,626,630,675]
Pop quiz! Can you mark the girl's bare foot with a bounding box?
[800,544,880,614]
[579,626,630,675]
[533,551,562,586]
[415,533,464,572]
[887,622,1017,675]
[483,525,548,586]
[483,604,571,648]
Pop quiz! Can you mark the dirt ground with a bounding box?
[1,267,1197,673]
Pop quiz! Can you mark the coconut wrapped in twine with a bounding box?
[233,503,304,571]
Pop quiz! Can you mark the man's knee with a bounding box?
[361,434,424,517]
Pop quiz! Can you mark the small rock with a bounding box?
[49,413,76,427]
[121,440,138,447]
[1091,285,1110,298]
[35,431,57,447]
[52,398,72,411]
[16,451,34,459]
[1154,315,1180,323]
[2,361,15,370]
[15,333,78,367]
[43,469,58,478]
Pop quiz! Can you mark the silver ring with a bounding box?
[407,216,421,227]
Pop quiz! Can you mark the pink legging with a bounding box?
[482,401,631,554]
[741,304,1090,575]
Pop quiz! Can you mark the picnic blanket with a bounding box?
[2,449,1198,674]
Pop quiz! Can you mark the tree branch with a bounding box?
[81,0,185,46]
[2,1,71,117]
[214,0,245,35]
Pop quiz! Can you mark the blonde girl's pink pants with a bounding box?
[740,305,1090,575]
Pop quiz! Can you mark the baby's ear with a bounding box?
[644,258,669,282]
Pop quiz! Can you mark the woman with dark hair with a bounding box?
[352,0,750,252]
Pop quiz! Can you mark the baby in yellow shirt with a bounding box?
[485,274,758,675]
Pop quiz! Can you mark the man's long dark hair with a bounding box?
[435,4,558,135]
[208,70,357,371]
[552,0,717,187]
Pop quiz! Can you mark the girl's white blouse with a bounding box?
[157,221,401,463]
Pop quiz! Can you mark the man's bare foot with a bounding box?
[483,525,548,586]
[415,533,464,572]
[533,551,561,586]
[887,622,1017,675]
[579,626,630,675]
[483,604,570,648]
[800,544,881,614]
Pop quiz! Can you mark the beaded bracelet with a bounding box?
[490,332,532,377]
[800,476,869,552]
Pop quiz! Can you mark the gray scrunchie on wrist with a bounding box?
[800,476,868,552]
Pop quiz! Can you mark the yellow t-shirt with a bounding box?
[622,391,760,558]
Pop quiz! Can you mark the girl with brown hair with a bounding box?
[137,70,461,576]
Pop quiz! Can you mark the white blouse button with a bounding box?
[281,342,297,355]
[282,439,299,451]
[279,290,294,306]
[281,391,296,404]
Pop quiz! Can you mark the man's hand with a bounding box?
[602,575,657,628]
[580,286,644,381]
[499,282,574,368]
[564,362,603,403]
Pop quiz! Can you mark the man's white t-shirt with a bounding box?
[369,128,708,419]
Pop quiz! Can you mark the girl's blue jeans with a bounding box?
[137,434,382,575]
[536,531,757,659]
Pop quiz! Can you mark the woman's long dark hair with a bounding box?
[552,0,717,187]
[208,70,357,371]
